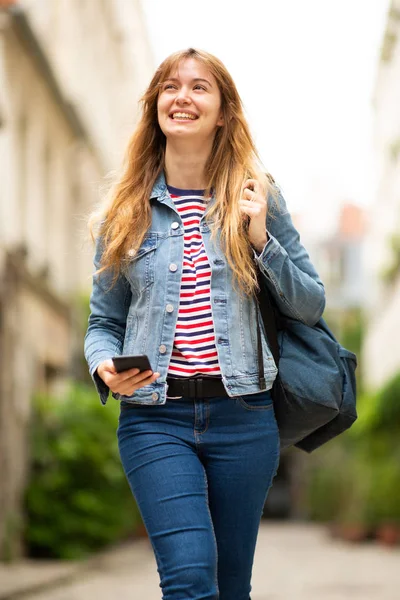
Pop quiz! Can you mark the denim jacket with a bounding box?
[84,172,325,405]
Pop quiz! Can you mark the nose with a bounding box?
[175,87,191,105]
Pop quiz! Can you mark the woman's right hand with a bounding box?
[96,359,160,397]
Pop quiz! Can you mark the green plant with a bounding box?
[364,451,400,525]
[340,309,364,356]
[24,383,142,559]
[306,445,349,522]
[340,308,365,394]
[371,372,400,432]
[305,372,400,529]
[353,372,400,435]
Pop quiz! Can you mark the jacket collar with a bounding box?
[150,170,216,207]
[150,171,169,203]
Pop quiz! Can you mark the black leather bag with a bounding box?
[255,270,358,453]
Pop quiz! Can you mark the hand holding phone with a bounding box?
[96,355,159,397]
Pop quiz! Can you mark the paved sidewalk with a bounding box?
[1,522,399,599]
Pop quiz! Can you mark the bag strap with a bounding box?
[255,268,280,388]
[255,307,266,389]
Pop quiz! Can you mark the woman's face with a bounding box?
[157,58,224,146]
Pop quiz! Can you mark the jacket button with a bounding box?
[169,263,177,272]
[171,222,179,229]
[159,344,167,353]
[152,392,159,401]
[128,249,136,257]
[166,304,174,313]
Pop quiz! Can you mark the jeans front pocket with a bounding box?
[235,390,274,411]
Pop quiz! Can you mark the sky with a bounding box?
[142,0,391,235]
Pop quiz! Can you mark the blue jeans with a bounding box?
[117,391,280,600]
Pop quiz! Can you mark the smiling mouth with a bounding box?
[170,112,198,120]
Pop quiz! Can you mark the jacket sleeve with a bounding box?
[253,186,325,326]
[84,236,132,404]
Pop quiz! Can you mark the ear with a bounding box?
[216,112,224,127]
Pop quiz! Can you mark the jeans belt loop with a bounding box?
[189,379,196,397]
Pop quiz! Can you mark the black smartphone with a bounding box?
[112,354,153,374]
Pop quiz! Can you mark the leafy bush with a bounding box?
[305,372,400,527]
[363,449,400,525]
[366,373,400,432]
[24,383,142,559]
[306,447,347,522]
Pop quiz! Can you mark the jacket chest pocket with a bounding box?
[124,234,158,294]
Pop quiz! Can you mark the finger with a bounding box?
[117,367,141,382]
[113,374,144,392]
[244,179,257,193]
[119,369,155,388]
[118,372,160,396]
[105,368,140,390]
[243,188,256,201]
[239,203,263,222]
[239,200,258,212]
[133,369,154,383]
[135,371,160,388]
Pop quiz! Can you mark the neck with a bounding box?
[164,140,212,189]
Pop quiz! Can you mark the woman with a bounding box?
[84,48,325,600]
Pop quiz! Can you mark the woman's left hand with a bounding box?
[239,178,269,253]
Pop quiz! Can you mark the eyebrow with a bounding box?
[163,77,213,87]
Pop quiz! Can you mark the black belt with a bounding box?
[166,377,228,398]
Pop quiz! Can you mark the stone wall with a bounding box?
[0,0,153,558]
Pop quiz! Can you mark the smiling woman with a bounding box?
[158,60,224,144]
[157,59,225,186]
[84,47,326,600]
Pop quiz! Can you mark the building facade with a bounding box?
[0,0,153,558]
[311,203,367,313]
[362,0,400,390]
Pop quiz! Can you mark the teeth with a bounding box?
[172,112,196,120]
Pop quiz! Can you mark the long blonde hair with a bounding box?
[91,48,276,296]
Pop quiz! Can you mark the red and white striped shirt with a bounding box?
[167,186,222,378]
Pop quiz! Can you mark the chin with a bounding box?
[165,128,196,138]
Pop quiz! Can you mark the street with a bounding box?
[16,522,400,600]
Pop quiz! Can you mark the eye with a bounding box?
[194,85,206,91]
[163,83,177,90]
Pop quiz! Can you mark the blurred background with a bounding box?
[0,0,399,591]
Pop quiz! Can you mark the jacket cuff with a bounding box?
[252,230,280,262]
[89,360,111,405]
